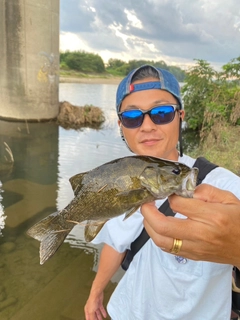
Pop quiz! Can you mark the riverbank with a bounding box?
[59,70,122,85]
[60,76,121,84]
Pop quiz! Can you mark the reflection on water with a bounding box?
[0,83,131,320]
[0,83,198,319]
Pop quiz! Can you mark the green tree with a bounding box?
[183,58,240,133]
[222,56,240,83]
[106,59,127,76]
[62,51,105,73]
[182,59,218,130]
[107,59,125,69]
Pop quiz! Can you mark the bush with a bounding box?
[183,58,240,132]
[60,51,105,73]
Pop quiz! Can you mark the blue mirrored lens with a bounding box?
[122,110,143,118]
[150,106,175,124]
[120,110,144,128]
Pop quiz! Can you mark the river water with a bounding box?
[0,82,197,320]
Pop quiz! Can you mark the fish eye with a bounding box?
[172,168,181,175]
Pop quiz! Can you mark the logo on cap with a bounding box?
[129,84,135,92]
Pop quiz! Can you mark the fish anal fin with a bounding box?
[84,220,108,242]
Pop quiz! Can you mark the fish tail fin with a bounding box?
[27,212,72,265]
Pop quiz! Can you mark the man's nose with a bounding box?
[140,114,157,130]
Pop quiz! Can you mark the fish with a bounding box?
[27,155,199,265]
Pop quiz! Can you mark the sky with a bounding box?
[60,0,240,70]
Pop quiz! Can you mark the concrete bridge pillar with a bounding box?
[0,0,59,121]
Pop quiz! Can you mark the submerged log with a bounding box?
[57,101,105,130]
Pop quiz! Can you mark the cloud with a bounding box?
[60,0,240,67]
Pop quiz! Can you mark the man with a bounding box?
[84,65,240,320]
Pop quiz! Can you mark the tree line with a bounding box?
[60,51,186,82]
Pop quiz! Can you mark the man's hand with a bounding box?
[141,184,240,266]
[84,290,107,320]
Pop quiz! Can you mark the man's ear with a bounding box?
[119,123,125,142]
[179,110,185,120]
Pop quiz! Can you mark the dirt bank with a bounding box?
[57,101,105,130]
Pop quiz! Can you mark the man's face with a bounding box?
[118,78,185,161]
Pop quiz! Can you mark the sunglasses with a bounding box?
[118,105,180,129]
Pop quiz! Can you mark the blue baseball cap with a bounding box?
[116,65,183,112]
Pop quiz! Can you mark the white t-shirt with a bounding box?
[93,154,240,320]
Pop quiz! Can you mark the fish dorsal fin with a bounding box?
[84,220,108,242]
[69,172,87,195]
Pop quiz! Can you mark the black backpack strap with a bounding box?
[121,157,218,271]
[232,267,240,316]
[121,199,174,270]
[193,157,218,185]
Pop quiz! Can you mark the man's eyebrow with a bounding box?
[123,104,138,110]
[153,100,174,104]
[123,100,175,110]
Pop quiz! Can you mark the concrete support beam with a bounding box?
[0,0,60,121]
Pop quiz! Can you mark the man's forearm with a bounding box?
[90,244,125,296]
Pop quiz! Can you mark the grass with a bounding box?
[59,69,122,80]
[189,123,240,176]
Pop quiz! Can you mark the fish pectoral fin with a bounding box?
[123,206,140,221]
[69,172,88,195]
[84,220,108,242]
[117,189,148,220]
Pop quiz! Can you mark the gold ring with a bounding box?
[170,239,183,254]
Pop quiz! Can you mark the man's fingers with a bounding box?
[193,184,239,204]
[169,184,239,216]
[143,217,173,250]
[141,202,203,240]
[168,195,207,219]
[99,305,107,318]
[169,193,236,223]
[96,310,102,320]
